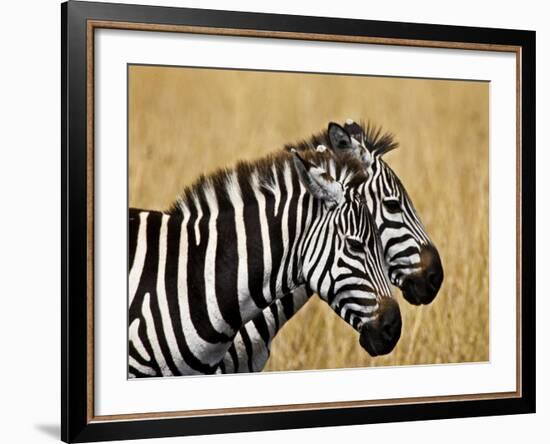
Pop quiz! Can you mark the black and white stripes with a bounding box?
[128,149,401,377]
[216,120,443,373]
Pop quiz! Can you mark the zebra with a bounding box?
[217,120,443,373]
[128,148,401,378]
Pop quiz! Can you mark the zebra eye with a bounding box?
[347,238,364,254]
[383,198,401,213]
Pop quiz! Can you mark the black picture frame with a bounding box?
[61,1,536,442]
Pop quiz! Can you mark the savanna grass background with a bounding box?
[128,65,489,371]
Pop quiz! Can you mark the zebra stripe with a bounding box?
[142,292,172,377]
[250,170,273,307]
[129,149,398,377]
[217,120,442,373]
[129,211,148,306]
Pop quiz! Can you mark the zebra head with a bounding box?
[292,151,401,357]
[326,120,444,305]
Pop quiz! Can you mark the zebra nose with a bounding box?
[426,245,443,292]
[379,299,402,344]
[359,298,401,357]
[421,244,443,302]
[401,245,443,305]
[427,267,443,294]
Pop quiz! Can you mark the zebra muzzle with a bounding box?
[401,244,444,305]
[359,298,402,356]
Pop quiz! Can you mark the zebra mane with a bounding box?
[169,149,368,215]
[284,120,399,157]
[361,121,399,156]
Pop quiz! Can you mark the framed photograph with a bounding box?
[61,1,535,442]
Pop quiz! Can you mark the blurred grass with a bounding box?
[128,65,489,370]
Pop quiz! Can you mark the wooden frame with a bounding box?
[62,1,536,442]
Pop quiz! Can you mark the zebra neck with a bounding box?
[158,181,313,366]
[178,186,311,329]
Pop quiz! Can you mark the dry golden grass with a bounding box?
[128,65,489,371]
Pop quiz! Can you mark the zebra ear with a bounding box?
[343,118,364,139]
[328,122,353,151]
[328,122,373,167]
[291,150,344,209]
